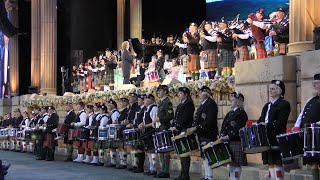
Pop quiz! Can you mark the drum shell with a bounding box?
[89,127,98,140]
[98,127,109,141]
[304,124,320,156]
[123,128,141,145]
[31,129,43,140]
[276,131,304,161]
[172,132,199,157]
[140,129,155,153]
[79,128,90,141]
[239,124,270,154]
[108,124,126,141]
[24,130,32,140]
[202,141,231,169]
[154,130,174,153]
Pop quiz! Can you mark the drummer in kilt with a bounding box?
[35,106,50,160]
[94,104,109,166]
[71,101,88,163]
[187,86,218,180]
[88,103,102,165]
[42,106,59,161]
[217,92,248,180]
[170,87,195,180]
[105,99,120,167]
[293,73,320,180]
[138,94,158,176]
[257,80,290,180]
[154,85,174,178]
[63,101,76,162]
[116,97,129,169]
[82,104,95,163]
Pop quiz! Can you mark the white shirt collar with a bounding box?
[201,98,209,105]
[233,107,238,111]
[270,97,280,104]
[161,96,168,101]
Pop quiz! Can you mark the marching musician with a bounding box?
[257,80,290,180]
[106,99,120,167]
[170,87,195,180]
[155,50,166,83]
[116,97,129,169]
[94,104,108,166]
[82,104,95,164]
[89,103,102,165]
[35,106,50,160]
[187,86,218,180]
[269,8,289,55]
[42,106,59,161]
[217,18,235,77]
[1,114,10,150]
[10,109,23,151]
[218,92,248,180]
[232,23,251,62]
[155,85,174,178]
[139,94,158,176]
[29,111,38,128]
[63,101,76,162]
[200,21,219,79]
[104,50,117,86]
[71,101,88,163]
[293,73,320,180]
[127,93,140,126]
[246,8,268,59]
[20,111,30,153]
[186,23,201,81]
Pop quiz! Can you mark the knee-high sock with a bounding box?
[29,142,35,153]
[163,153,170,173]
[159,153,164,172]
[148,153,157,171]
[119,151,127,166]
[110,150,116,165]
[203,159,213,180]
[274,167,284,180]
[98,149,104,163]
[66,144,73,158]
[229,165,241,180]
[268,168,276,180]
[131,151,137,167]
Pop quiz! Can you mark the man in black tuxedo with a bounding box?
[188,86,218,180]
[63,102,76,162]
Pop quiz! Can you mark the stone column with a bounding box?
[5,0,19,95]
[130,0,142,40]
[40,0,57,95]
[31,0,41,88]
[117,0,125,49]
[287,0,320,56]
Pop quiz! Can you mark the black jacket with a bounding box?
[257,98,291,146]
[193,98,218,141]
[64,110,76,129]
[220,108,248,141]
[299,96,320,127]
[11,116,23,128]
[46,113,59,134]
[187,32,200,55]
[128,102,140,123]
[172,98,195,132]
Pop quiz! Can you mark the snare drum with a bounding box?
[98,126,109,141]
[31,129,43,140]
[239,124,270,154]
[123,128,141,145]
[79,127,90,140]
[202,141,232,169]
[68,128,81,141]
[140,129,155,152]
[16,131,24,140]
[56,124,66,137]
[153,130,174,153]
[89,126,98,140]
[276,131,304,161]
[304,123,320,157]
[9,128,17,137]
[108,124,126,141]
[171,131,199,157]
[24,129,32,141]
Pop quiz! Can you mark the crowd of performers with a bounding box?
[70,7,289,92]
[1,73,320,180]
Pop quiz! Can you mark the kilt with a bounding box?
[43,133,55,148]
[262,149,282,166]
[228,141,247,166]
[255,42,267,60]
[219,49,235,68]
[279,43,287,55]
[99,140,124,149]
[72,140,82,148]
[201,49,218,69]
[106,71,115,84]
[187,54,200,71]
[181,55,189,74]
[82,140,95,149]
[236,46,249,62]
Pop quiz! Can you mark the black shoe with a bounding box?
[94,162,104,166]
[133,168,144,173]
[116,165,127,169]
[64,157,73,162]
[126,166,135,171]
[155,172,170,178]
[106,163,116,167]
[36,157,45,160]
[45,157,54,161]
[148,170,157,176]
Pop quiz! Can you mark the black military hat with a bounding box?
[178,87,190,95]
[41,106,48,111]
[129,92,138,97]
[218,17,227,24]
[48,106,55,110]
[157,49,163,54]
[138,94,147,99]
[200,86,212,95]
[94,103,101,108]
[87,104,94,109]
[157,85,169,93]
[77,101,85,107]
[205,21,212,25]
[145,94,155,101]
[271,80,286,96]
[189,22,198,27]
[101,104,107,110]
[276,7,285,12]
[107,99,117,108]
[23,111,29,115]
[314,73,320,80]
[120,97,129,103]
[14,108,21,112]
[231,92,244,102]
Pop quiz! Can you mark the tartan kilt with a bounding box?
[219,49,235,68]
[228,141,247,166]
[236,46,250,62]
[43,133,55,148]
[82,140,95,149]
[262,149,283,166]
[106,71,115,84]
[99,140,124,149]
[201,49,218,69]
[187,54,200,71]
[256,43,267,59]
